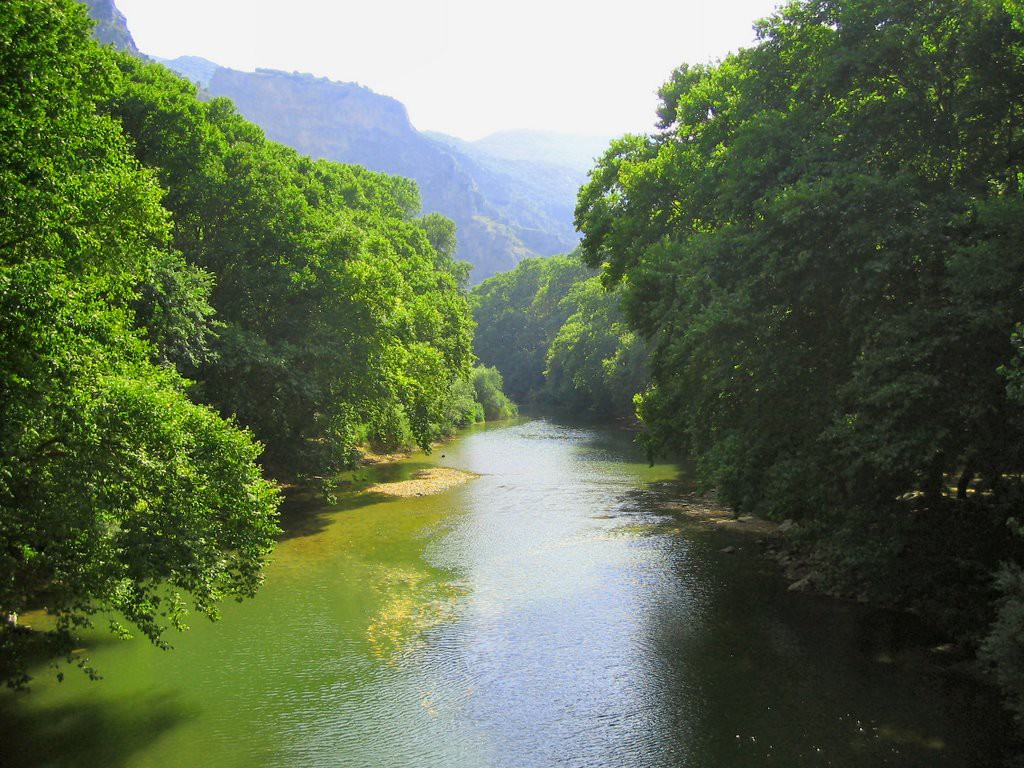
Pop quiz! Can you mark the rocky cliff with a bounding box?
[81,0,139,55]
[196,66,585,280]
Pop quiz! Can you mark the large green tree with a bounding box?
[100,54,476,476]
[577,0,1024,617]
[544,276,648,416]
[0,0,281,684]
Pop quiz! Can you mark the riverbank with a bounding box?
[650,482,829,588]
[5,416,1015,767]
[653,488,779,537]
[650,481,882,599]
[650,481,1013,686]
[356,441,479,497]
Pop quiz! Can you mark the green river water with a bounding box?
[0,418,1012,766]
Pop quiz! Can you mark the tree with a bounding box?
[0,0,280,685]
[101,53,476,475]
[473,253,647,417]
[544,276,648,416]
[576,0,1024,614]
[472,367,518,421]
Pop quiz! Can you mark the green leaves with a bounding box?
[99,51,476,475]
[472,253,647,417]
[472,366,518,422]
[0,0,283,686]
[2,0,478,686]
[575,0,1024,631]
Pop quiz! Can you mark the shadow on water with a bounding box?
[276,489,383,542]
[0,690,194,768]
[276,461,436,542]
[634,495,1019,765]
[605,480,1019,766]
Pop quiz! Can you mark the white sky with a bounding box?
[114,0,783,141]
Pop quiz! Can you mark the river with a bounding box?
[0,418,1011,766]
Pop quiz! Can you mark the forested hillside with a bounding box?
[103,56,479,477]
[1,0,490,684]
[576,0,1024,720]
[81,0,600,283]
[472,254,647,417]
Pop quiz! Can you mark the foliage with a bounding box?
[174,66,585,283]
[100,53,476,474]
[981,563,1024,723]
[544,277,648,415]
[0,0,280,685]
[472,367,519,422]
[472,255,589,401]
[576,0,1024,640]
[444,375,486,427]
[0,0,480,685]
[472,253,647,416]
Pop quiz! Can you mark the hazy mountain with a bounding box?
[80,1,608,281]
[153,55,219,88]
[188,66,605,280]
[427,130,612,259]
[81,0,139,55]
[436,130,611,174]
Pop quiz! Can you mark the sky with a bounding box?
[114,0,783,141]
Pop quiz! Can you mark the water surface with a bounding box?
[0,419,1009,766]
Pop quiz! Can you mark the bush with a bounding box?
[444,376,485,429]
[982,564,1024,723]
[472,366,518,421]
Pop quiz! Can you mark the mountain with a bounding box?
[152,55,218,88]
[189,66,533,279]
[184,65,607,280]
[438,130,611,173]
[427,130,610,263]
[81,0,139,55]
[81,0,609,281]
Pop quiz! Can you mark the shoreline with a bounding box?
[648,481,841,597]
[655,492,780,537]
[363,466,479,498]
[358,438,480,498]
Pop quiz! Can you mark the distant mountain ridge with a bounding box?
[81,0,138,54]
[433,130,611,174]
[190,64,608,280]
[152,55,218,87]
[81,1,609,281]
[427,129,609,262]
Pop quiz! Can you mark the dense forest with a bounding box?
[575,0,1024,724]
[472,254,647,417]
[0,0,502,685]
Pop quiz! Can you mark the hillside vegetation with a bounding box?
[473,254,647,417]
[576,0,1024,720]
[1,0,495,684]
[161,63,595,282]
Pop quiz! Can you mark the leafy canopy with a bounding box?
[576,0,1024,635]
[0,0,280,685]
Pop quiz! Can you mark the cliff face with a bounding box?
[152,55,218,88]
[81,0,139,55]
[429,130,610,256]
